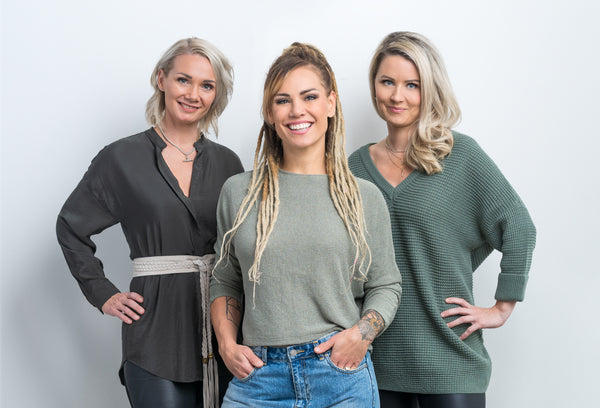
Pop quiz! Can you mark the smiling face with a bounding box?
[158,53,217,127]
[267,66,336,157]
[374,54,421,133]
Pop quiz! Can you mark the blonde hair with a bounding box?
[145,37,233,138]
[370,31,461,174]
[219,42,371,293]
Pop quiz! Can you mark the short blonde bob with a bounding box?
[145,37,233,138]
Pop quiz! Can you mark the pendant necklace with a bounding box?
[386,149,406,180]
[158,124,196,162]
[384,136,408,180]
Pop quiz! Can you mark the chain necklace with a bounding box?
[384,136,407,154]
[386,149,406,180]
[158,124,196,162]
[383,136,410,181]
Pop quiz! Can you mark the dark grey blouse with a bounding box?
[56,128,243,383]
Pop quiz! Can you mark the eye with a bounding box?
[304,94,318,101]
[202,83,215,91]
[382,79,393,86]
[407,82,419,89]
[274,98,289,105]
[177,77,189,84]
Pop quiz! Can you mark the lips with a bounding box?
[388,106,406,113]
[287,122,312,130]
[178,101,200,112]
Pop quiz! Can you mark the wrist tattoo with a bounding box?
[225,296,242,328]
[358,309,385,342]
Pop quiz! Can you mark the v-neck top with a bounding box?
[56,128,243,383]
[348,132,536,393]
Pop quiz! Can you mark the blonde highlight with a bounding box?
[217,43,371,297]
[145,38,234,139]
[370,32,461,174]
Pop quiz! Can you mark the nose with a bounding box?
[390,86,404,103]
[187,85,200,101]
[290,100,305,117]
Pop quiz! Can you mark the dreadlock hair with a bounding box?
[217,42,371,296]
[370,32,461,174]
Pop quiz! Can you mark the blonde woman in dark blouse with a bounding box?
[56,38,243,408]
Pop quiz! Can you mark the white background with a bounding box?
[1,0,598,407]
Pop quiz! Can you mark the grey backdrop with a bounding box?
[2,0,598,407]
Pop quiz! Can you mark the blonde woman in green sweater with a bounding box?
[348,32,536,408]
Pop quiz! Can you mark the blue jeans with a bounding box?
[222,332,380,407]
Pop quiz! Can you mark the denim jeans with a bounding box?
[222,332,380,407]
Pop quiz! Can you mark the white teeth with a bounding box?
[288,123,311,130]
[180,103,198,109]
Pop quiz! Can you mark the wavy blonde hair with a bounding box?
[219,42,371,292]
[370,31,461,174]
[145,37,233,138]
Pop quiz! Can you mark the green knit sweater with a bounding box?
[348,132,536,393]
[210,170,402,347]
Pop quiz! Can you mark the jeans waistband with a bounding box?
[250,332,337,363]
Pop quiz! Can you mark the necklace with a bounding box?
[386,149,406,179]
[158,124,196,162]
[384,136,407,154]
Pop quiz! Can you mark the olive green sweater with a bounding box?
[348,132,536,393]
[210,170,402,347]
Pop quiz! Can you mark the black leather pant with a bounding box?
[380,390,486,408]
[123,361,230,408]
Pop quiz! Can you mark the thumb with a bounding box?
[246,350,264,368]
[314,338,334,354]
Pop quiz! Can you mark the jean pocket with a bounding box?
[237,366,259,383]
[322,351,369,374]
[236,348,263,383]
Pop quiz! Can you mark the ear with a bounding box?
[327,91,336,118]
[266,110,274,126]
[157,69,166,91]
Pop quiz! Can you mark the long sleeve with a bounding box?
[349,132,537,393]
[466,142,537,301]
[210,171,402,346]
[210,174,246,305]
[56,128,244,383]
[356,179,402,330]
[56,148,120,310]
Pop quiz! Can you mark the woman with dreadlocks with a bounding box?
[209,42,402,407]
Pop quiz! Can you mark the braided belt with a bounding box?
[132,254,219,408]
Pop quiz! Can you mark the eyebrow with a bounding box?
[175,72,216,83]
[275,88,319,97]
[379,74,420,83]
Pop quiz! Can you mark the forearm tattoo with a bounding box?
[358,309,385,342]
[225,296,242,329]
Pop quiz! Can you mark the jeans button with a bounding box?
[290,349,297,357]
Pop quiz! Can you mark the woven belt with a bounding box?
[132,254,215,277]
[132,254,219,408]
